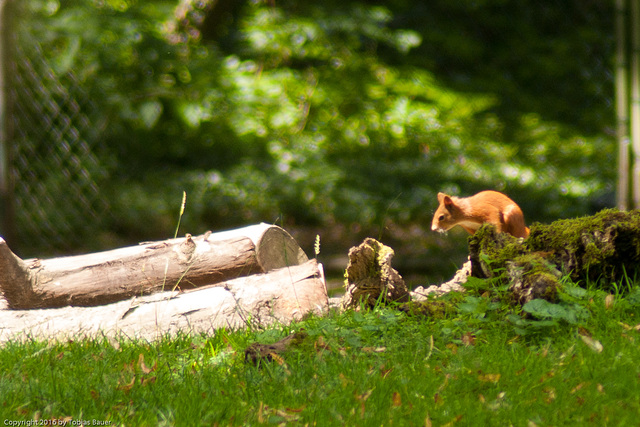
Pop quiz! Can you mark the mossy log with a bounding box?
[469,209,640,303]
[0,223,308,309]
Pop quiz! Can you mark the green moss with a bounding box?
[469,209,640,292]
[398,295,463,319]
[505,253,562,304]
[527,209,640,285]
[469,224,529,280]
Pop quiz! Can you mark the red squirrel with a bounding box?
[431,190,530,238]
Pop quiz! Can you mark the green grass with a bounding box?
[2,278,640,425]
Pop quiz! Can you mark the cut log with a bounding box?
[0,223,308,309]
[0,259,327,343]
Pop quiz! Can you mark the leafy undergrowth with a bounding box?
[2,277,640,425]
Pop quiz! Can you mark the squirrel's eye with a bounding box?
[439,215,445,221]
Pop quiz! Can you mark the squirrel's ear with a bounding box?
[438,192,453,206]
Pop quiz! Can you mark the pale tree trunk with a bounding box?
[0,259,328,343]
[617,0,630,210]
[0,223,308,309]
[631,0,640,208]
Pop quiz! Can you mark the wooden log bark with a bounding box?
[341,238,409,310]
[0,259,327,343]
[0,223,308,309]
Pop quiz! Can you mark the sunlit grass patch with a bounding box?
[1,275,639,425]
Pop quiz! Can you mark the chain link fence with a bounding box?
[1,1,109,257]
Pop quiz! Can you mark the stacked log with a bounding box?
[0,223,328,342]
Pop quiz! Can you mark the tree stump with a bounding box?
[340,238,409,309]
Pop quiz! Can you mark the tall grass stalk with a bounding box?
[174,191,187,239]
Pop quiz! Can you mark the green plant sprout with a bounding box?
[174,191,187,239]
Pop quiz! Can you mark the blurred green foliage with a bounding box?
[11,0,615,251]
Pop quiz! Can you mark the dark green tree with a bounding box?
[11,0,616,248]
